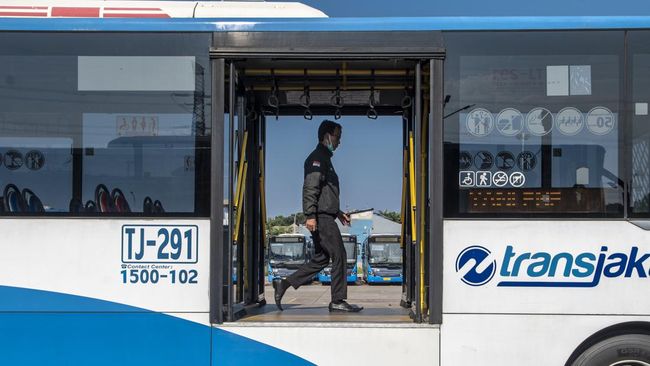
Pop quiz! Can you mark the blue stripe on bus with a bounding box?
[1,16,650,32]
[213,328,315,366]
[0,286,313,366]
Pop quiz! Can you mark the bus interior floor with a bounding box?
[240,283,411,323]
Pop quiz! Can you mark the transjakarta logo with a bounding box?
[456,245,650,287]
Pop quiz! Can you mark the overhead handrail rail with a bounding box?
[300,69,313,120]
[266,69,280,120]
[366,70,378,119]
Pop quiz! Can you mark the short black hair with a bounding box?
[318,119,342,142]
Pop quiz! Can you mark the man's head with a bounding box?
[318,119,342,152]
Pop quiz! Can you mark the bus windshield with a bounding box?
[369,242,402,264]
[269,242,305,264]
[344,241,356,263]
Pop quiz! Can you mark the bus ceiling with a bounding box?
[212,31,445,117]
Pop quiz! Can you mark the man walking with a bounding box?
[273,120,363,313]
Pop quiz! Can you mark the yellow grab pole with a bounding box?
[408,132,416,241]
[233,161,248,243]
[233,131,249,209]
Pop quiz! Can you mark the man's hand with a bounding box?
[306,218,317,232]
[337,211,351,226]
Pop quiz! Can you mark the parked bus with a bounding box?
[267,234,311,282]
[364,234,402,284]
[317,233,358,284]
[1,2,650,365]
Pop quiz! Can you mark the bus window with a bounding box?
[0,33,212,216]
[630,31,650,217]
[444,31,624,217]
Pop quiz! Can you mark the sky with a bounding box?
[265,116,403,217]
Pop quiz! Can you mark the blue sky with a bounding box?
[266,116,402,217]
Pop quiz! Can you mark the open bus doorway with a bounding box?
[212,31,444,324]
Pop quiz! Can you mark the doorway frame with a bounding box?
[210,30,445,324]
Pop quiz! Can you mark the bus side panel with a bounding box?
[214,326,440,366]
[444,221,650,315]
[0,312,211,366]
[0,219,210,315]
[443,220,650,365]
[441,314,650,366]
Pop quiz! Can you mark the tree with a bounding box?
[378,210,401,223]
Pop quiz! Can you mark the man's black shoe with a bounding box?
[328,301,363,313]
[272,278,288,311]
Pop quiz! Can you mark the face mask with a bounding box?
[326,135,335,152]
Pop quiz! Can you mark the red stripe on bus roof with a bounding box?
[0,6,48,10]
[103,8,162,11]
[103,13,170,18]
[51,7,100,17]
[0,11,47,16]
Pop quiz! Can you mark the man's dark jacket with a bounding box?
[303,143,341,219]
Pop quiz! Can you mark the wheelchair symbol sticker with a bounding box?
[466,108,494,137]
[492,171,509,187]
[509,172,526,187]
[459,171,475,187]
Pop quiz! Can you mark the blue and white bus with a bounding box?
[317,233,358,284]
[364,234,402,284]
[267,234,311,282]
[2,2,650,365]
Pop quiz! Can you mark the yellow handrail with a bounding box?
[234,161,248,243]
[233,131,249,209]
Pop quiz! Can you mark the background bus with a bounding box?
[267,234,312,282]
[318,233,358,284]
[364,234,403,284]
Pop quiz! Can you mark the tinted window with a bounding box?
[629,31,650,217]
[0,33,211,216]
[443,31,624,217]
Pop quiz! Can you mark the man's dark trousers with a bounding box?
[286,214,347,302]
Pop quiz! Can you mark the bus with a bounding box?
[267,234,311,282]
[364,234,403,284]
[317,233,358,284]
[1,2,650,365]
